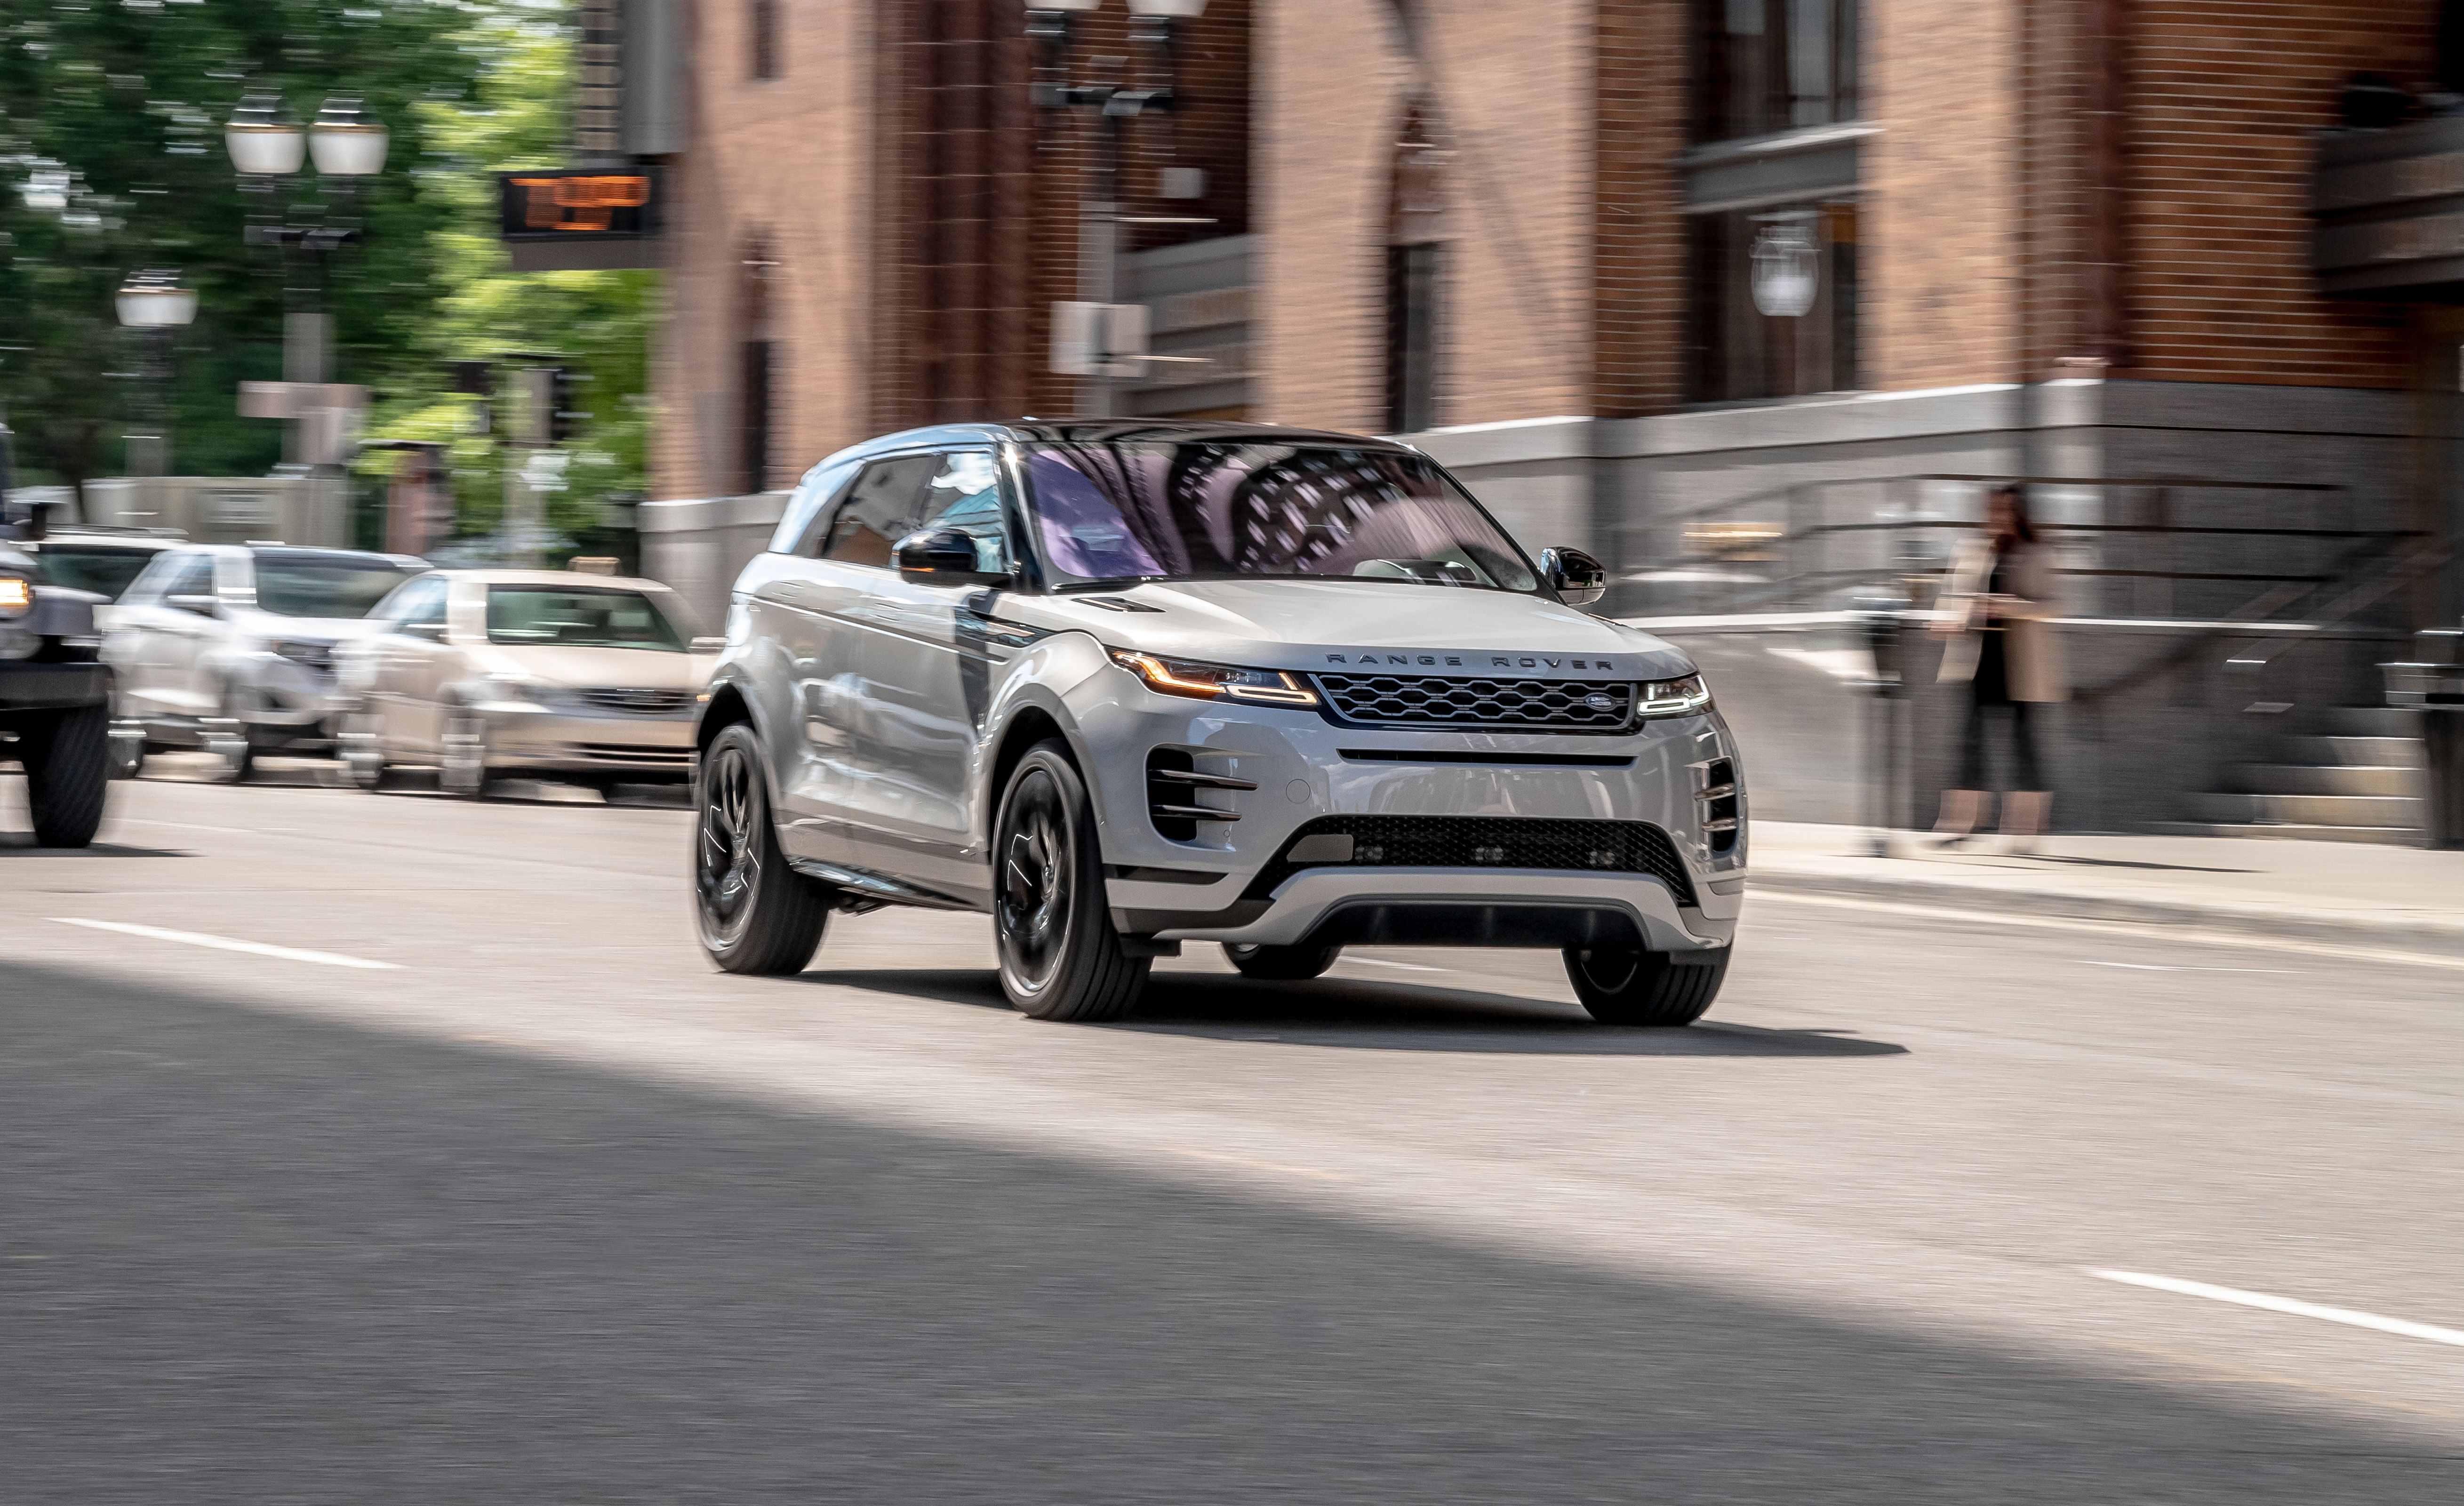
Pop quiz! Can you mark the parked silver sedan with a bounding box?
[332,569,719,796]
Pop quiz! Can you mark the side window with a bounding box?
[379,575,448,629]
[917,450,1011,573]
[157,554,216,601]
[122,552,188,603]
[769,457,861,557]
[819,455,943,569]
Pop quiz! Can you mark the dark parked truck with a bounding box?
[1,437,114,848]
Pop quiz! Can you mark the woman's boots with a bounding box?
[1932,788,1987,848]
[2002,790,2050,854]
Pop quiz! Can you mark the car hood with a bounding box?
[466,643,717,689]
[1023,578,1694,678]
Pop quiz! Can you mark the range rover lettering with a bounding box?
[692,422,1744,1025]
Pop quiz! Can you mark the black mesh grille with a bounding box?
[1312,673,1635,733]
[1248,816,1696,906]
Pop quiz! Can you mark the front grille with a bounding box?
[1247,815,1696,906]
[1312,673,1635,734]
[576,687,695,715]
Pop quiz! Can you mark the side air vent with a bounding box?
[1698,758,1739,855]
[1145,748,1256,841]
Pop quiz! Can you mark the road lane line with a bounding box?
[1341,956,1446,972]
[1756,889,2464,973]
[2073,961,2294,974]
[2089,1269,2464,1350]
[51,918,401,971]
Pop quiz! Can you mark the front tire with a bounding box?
[1223,942,1340,981]
[439,710,488,798]
[23,703,110,848]
[1563,945,1728,1027]
[694,722,830,975]
[993,742,1149,1022]
[338,709,388,791]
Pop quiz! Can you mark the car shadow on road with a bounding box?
[0,837,191,857]
[801,968,1906,1057]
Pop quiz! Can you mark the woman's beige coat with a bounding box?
[1934,534,2069,703]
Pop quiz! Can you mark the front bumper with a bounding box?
[1071,667,1746,950]
[469,704,697,775]
[0,661,109,716]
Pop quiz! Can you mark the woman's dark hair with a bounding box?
[1988,484,2036,548]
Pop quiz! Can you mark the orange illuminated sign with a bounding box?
[498,168,658,241]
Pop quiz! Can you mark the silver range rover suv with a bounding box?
[694,421,1745,1026]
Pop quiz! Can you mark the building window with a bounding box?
[1688,200,1857,402]
[738,239,776,494]
[1692,0,1858,144]
[1386,243,1441,434]
[750,0,781,81]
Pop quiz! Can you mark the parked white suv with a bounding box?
[694,422,1744,1025]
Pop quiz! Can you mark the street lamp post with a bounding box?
[225,94,388,545]
[114,271,198,530]
[1025,0,1208,417]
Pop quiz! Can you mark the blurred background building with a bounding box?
[607,0,2464,837]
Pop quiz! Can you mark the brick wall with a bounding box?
[1592,0,1687,418]
[1864,0,2024,392]
[650,0,874,499]
[2127,0,2435,388]
[1255,0,1599,433]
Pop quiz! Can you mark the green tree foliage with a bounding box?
[360,10,655,556]
[0,1,652,559]
[0,0,481,499]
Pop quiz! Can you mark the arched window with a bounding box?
[1385,101,1447,435]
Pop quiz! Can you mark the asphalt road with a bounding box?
[7,762,2464,1502]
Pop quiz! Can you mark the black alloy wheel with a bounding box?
[1223,942,1341,981]
[1562,944,1729,1027]
[694,722,829,975]
[993,741,1149,1022]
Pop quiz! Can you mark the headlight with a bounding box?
[0,575,31,618]
[1639,673,1712,718]
[1109,649,1320,707]
[270,639,335,671]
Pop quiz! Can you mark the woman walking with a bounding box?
[1931,484,2067,850]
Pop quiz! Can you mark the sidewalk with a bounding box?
[1749,820,2464,960]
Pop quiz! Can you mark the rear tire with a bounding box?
[1223,942,1341,981]
[106,716,145,780]
[694,722,830,975]
[993,742,1150,1022]
[339,709,388,791]
[23,703,110,848]
[1563,945,1728,1027]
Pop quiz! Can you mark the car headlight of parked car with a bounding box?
[268,638,336,672]
[1109,649,1320,707]
[1638,673,1712,718]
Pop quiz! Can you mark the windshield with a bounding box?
[254,557,423,618]
[1023,441,1540,592]
[33,545,158,601]
[486,586,688,651]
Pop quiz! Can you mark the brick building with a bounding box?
[632,0,2464,833]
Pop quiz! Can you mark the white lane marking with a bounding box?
[51,918,401,971]
[1342,956,1446,973]
[2074,961,2295,974]
[2090,1269,2464,1350]
[1166,1147,1351,1182]
[1755,889,2464,973]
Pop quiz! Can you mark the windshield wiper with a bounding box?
[1051,576,1168,593]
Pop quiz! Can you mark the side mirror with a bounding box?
[401,620,448,642]
[1539,547,1608,608]
[168,593,219,617]
[894,527,1011,587]
[689,635,726,654]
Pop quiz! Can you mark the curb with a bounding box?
[1745,866,2464,964]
